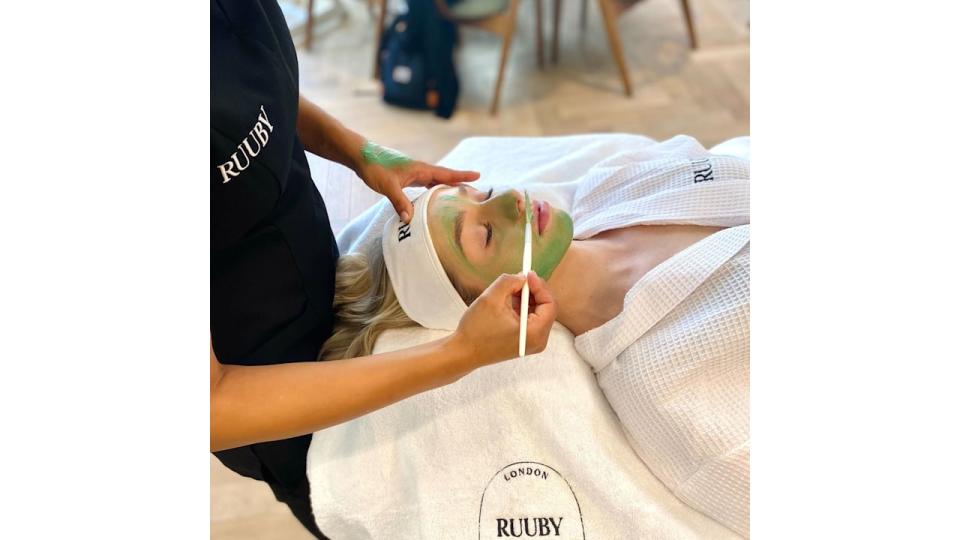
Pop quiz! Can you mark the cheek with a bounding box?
[499,229,526,268]
[469,236,524,282]
[471,254,518,282]
[532,214,573,273]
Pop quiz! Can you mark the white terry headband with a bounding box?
[382,185,469,331]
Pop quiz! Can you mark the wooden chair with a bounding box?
[553,0,698,97]
[303,0,348,49]
[374,0,545,115]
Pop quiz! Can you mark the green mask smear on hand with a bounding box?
[361,140,412,168]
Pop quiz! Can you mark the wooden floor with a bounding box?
[211,0,748,537]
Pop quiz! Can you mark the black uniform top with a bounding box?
[211,0,338,495]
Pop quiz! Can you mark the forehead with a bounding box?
[430,185,473,208]
[427,186,464,232]
[426,186,474,261]
[427,185,479,229]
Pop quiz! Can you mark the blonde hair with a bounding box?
[319,238,417,360]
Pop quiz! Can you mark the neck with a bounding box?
[545,224,727,335]
[545,239,616,336]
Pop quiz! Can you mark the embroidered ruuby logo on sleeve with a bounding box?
[691,158,715,183]
[218,105,274,184]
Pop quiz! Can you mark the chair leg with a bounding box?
[373,0,388,79]
[491,0,521,115]
[306,0,315,50]
[678,0,698,49]
[536,0,545,67]
[552,0,561,63]
[596,0,632,96]
[580,0,587,30]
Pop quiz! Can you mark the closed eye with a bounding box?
[459,185,493,202]
[484,223,493,246]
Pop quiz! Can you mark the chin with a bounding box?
[535,242,572,280]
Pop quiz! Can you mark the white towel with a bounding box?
[307,325,740,539]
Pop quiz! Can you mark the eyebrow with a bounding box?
[454,210,465,256]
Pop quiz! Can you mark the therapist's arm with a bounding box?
[211,272,557,452]
[295,95,365,174]
[211,337,475,451]
[295,94,478,222]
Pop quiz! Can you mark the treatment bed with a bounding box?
[306,133,750,539]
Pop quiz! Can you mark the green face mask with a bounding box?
[427,186,574,294]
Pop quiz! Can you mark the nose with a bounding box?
[483,189,525,223]
[507,189,524,221]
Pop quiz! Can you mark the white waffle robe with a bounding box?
[570,136,750,536]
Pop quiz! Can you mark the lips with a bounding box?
[533,200,550,234]
[518,195,551,235]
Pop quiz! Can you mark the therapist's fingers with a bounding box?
[454,273,530,365]
[482,272,527,304]
[524,271,556,354]
[526,271,556,315]
[382,180,414,224]
[410,163,480,187]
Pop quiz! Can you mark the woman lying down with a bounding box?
[320,135,750,537]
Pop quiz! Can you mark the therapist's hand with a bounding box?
[294,99,477,221]
[359,159,479,223]
[450,271,557,367]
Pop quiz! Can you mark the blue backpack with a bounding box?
[378,0,459,118]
